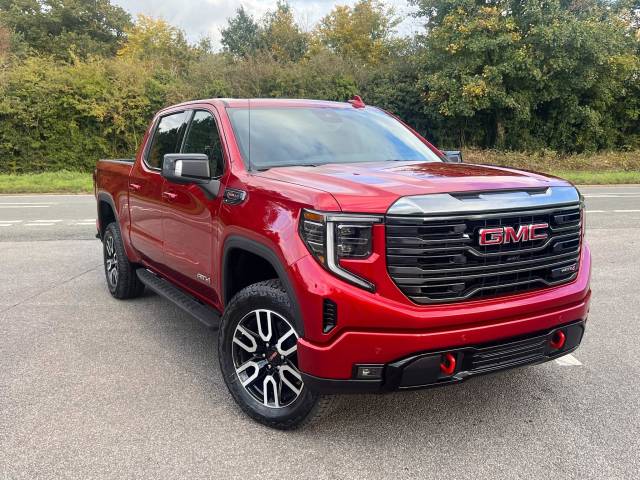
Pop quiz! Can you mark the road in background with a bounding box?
[2,186,640,241]
[1,186,639,479]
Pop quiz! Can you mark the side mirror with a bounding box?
[162,153,210,184]
[443,150,463,163]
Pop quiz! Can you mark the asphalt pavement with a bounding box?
[1,186,640,479]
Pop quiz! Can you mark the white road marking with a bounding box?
[0,219,97,227]
[555,354,582,366]
[0,194,92,198]
[0,205,49,208]
[583,194,640,198]
[585,210,640,213]
[82,218,95,221]
[0,202,57,205]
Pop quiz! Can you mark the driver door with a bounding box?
[161,108,226,304]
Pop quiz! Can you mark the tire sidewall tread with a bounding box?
[218,279,332,430]
[103,222,144,300]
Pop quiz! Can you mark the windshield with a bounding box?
[226,107,443,169]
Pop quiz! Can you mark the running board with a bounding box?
[136,269,220,330]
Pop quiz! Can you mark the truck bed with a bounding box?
[94,158,134,208]
[96,159,134,189]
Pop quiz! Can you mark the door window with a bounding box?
[182,111,225,177]
[146,111,188,169]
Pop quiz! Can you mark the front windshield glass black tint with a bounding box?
[226,107,442,169]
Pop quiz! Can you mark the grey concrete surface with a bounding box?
[1,188,640,479]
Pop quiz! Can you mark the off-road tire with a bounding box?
[103,222,145,299]
[218,279,334,429]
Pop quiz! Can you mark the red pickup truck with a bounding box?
[94,98,591,429]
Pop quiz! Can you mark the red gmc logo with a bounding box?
[478,223,549,246]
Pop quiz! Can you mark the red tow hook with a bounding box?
[440,353,457,376]
[550,330,566,350]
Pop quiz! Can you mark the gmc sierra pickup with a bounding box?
[94,97,591,429]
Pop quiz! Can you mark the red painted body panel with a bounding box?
[257,161,570,213]
[295,244,591,378]
[95,98,592,382]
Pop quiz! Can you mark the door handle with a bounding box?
[162,191,178,201]
[129,182,142,191]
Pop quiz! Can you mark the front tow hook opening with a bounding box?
[550,330,566,350]
[440,353,457,376]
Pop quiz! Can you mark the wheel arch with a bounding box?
[222,236,304,335]
[97,192,118,239]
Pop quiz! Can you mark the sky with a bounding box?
[111,0,421,48]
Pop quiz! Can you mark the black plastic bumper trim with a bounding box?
[302,320,585,394]
[300,373,382,394]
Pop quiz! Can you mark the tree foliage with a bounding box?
[0,0,638,174]
[221,6,260,58]
[316,0,400,65]
[117,15,196,73]
[0,0,131,59]
[412,0,640,150]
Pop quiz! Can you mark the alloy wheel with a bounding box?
[231,309,303,408]
[105,234,119,288]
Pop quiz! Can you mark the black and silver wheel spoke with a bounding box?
[104,235,119,287]
[231,309,303,408]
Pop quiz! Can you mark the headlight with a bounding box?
[299,209,383,291]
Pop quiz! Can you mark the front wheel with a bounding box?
[218,280,333,429]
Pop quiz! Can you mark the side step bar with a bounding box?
[136,269,220,330]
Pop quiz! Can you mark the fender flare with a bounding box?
[222,235,305,335]
[96,192,118,238]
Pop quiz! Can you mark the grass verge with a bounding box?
[1,150,639,194]
[464,149,640,184]
[0,171,93,194]
[549,170,640,185]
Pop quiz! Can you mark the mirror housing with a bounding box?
[443,150,463,163]
[162,153,210,184]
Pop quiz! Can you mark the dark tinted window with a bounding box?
[146,112,188,169]
[182,111,224,177]
[226,107,442,169]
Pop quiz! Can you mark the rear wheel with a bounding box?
[103,222,144,299]
[218,280,334,429]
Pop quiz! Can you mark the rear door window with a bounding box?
[146,111,188,169]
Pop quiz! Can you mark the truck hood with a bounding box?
[257,161,570,213]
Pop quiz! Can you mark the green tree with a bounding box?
[0,55,159,173]
[412,0,640,151]
[117,15,195,74]
[0,0,132,59]
[316,0,400,65]
[221,6,260,58]
[259,1,309,62]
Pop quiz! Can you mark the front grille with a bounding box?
[386,204,582,303]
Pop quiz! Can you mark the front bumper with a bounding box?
[302,320,585,393]
[292,242,591,381]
